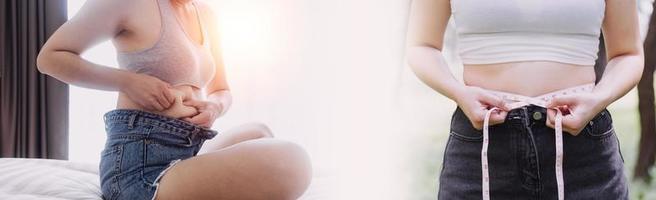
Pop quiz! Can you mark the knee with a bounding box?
[263,140,313,199]
[245,122,274,138]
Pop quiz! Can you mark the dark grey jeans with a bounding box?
[438,105,628,200]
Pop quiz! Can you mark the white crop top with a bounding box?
[451,0,606,66]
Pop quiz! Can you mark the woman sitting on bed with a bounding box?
[36,0,312,199]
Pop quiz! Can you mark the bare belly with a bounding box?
[463,61,596,97]
[117,85,202,119]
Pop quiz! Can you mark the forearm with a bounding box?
[407,45,466,102]
[206,90,232,117]
[37,50,133,91]
[593,53,644,109]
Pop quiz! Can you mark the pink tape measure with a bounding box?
[481,83,594,200]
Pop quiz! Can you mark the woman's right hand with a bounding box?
[119,73,176,111]
[454,86,510,130]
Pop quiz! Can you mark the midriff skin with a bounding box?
[464,61,596,97]
[117,85,201,119]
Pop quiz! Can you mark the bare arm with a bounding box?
[406,0,464,101]
[182,3,232,127]
[202,3,232,117]
[595,0,644,107]
[406,0,508,129]
[36,0,175,111]
[37,0,130,91]
[546,0,643,134]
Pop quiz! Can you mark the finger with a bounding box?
[561,115,584,135]
[555,105,571,115]
[488,110,508,125]
[150,97,164,111]
[155,93,171,109]
[187,112,211,125]
[563,127,580,135]
[547,96,577,108]
[560,124,579,136]
[547,109,581,135]
[471,123,483,131]
[468,111,484,130]
[183,100,205,109]
[545,108,557,129]
[162,88,176,104]
[479,93,509,111]
[192,116,212,128]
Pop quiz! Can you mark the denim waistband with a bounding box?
[480,83,594,200]
[506,105,547,122]
[103,109,218,139]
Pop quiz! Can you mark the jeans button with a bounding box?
[532,111,543,120]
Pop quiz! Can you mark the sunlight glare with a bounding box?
[210,1,277,68]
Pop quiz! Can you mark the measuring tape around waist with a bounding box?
[481,83,594,200]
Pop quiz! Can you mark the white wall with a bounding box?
[67,0,114,165]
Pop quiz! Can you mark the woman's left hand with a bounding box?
[182,100,223,128]
[545,93,607,136]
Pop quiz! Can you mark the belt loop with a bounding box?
[184,136,194,147]
[190,127,200,137]
[128,114,137,129]
[185,128,199,147]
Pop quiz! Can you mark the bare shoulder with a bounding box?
[194,1,215,13]
[194,1,218,24]
[60,0,144,39]
[118,0,163,20]
[73,0,134,18]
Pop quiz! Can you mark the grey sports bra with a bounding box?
[117,0,215,89]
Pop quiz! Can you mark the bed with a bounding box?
[0,158,102,200]
[0,158,329,200]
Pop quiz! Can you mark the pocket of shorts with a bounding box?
[99,145,123,200]
[100,144,122,156]
[141,127,196,185]
[141,142,194,185]
[582,109,615,140]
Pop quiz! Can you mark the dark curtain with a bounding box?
[0,0,68,159]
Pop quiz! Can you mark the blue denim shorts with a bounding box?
[99,109,218,200]
[438,105,628,199]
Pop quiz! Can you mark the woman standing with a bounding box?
[37,0,311,199]
[407,0,643,199]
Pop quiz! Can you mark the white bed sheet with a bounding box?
[0,158,102,200]
[0,158,330,200]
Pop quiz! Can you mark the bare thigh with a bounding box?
[198,122,274,154]
[155,139,312,200]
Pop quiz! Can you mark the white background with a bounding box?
[67,0,411,199]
